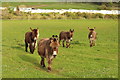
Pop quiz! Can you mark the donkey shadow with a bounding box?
[71,40,87,46]
[2,44,24,51]
[19,54,47,71]
[11,39,25,51]
[11,45,24,51]
[10,41,25,52]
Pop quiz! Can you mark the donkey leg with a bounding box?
[25,42,28,52]
[90,44,92,47]
[41,57,46,67]
[59,40,61,45]
[33,41,37,49]
[32,42,36,52]
[29,44,34,54]
[40,60,42,66]
[47,59,51,72]
[66,41,70,48]
[93,40,96,46]
[40,57,44,67]
[42,58,46,67]
[62,40,65,47]
[66,42,68,48]
[40,57,43,66]
[92,40,95,47]
[67,43,71,48]
[90,40,93,47]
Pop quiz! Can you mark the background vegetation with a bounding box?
[2,2,119,10]
[1,10,119,20]
[1,2,119,20]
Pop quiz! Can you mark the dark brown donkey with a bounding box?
[25,27,39,54]
[59,29,74,48]
[38,35,59,71]
[88,27,97,47]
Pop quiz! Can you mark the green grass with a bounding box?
[2,2,100,10]
[2,19,118,78]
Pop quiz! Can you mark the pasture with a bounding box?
[2,2,100,10]
[2,19,118,78]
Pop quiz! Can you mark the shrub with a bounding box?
[118,14,120,19]
[94,13,104,18]
[110,14,118,19]
[98,4,107,10]
[2,9,118,19]
[104,14,112,19]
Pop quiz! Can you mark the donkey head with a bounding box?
[69,29,74,41]
[49,35,59,58]
[30,27,39,41]
[88,27,95,33]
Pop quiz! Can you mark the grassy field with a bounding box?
[2,2,100,10]
[2,2,119,10]
[2,19,118,78]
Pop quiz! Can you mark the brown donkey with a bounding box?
[59,29,74,48]
[88,27,97,47]
[25,27,39,54]
[38,35,59,71]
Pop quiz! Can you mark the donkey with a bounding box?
[25,27,39,54]
[88,27,97,47]
[59,29,74,48]
[38,35,59,71]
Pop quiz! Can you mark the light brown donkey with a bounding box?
[88,27,97,47]
[38,35,59,71]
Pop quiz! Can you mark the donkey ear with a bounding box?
[49,37,52,40]
[70,29,71,31]
[30,27,33,31]
[94,27,96,29]
[37,27,39,30]
[56,35,58,37]
[49,38,54,43]
[52,35,55,37]
[73,29,74,31]
[88,27,90,29]
[49,37,53,40]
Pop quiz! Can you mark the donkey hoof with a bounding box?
[30,51,34,54]
[90,45,92,47]
[47,70,50,72]
[43,65,46,68]
[47,69,51,72]
[48,67,51,71]
[66,46,69,48]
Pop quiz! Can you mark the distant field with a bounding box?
[2,2,100,10]
[2,19,118,78]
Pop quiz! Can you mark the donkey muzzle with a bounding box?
[70,38,73,41]
[53,51,57,58]
[53,55,57,58]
